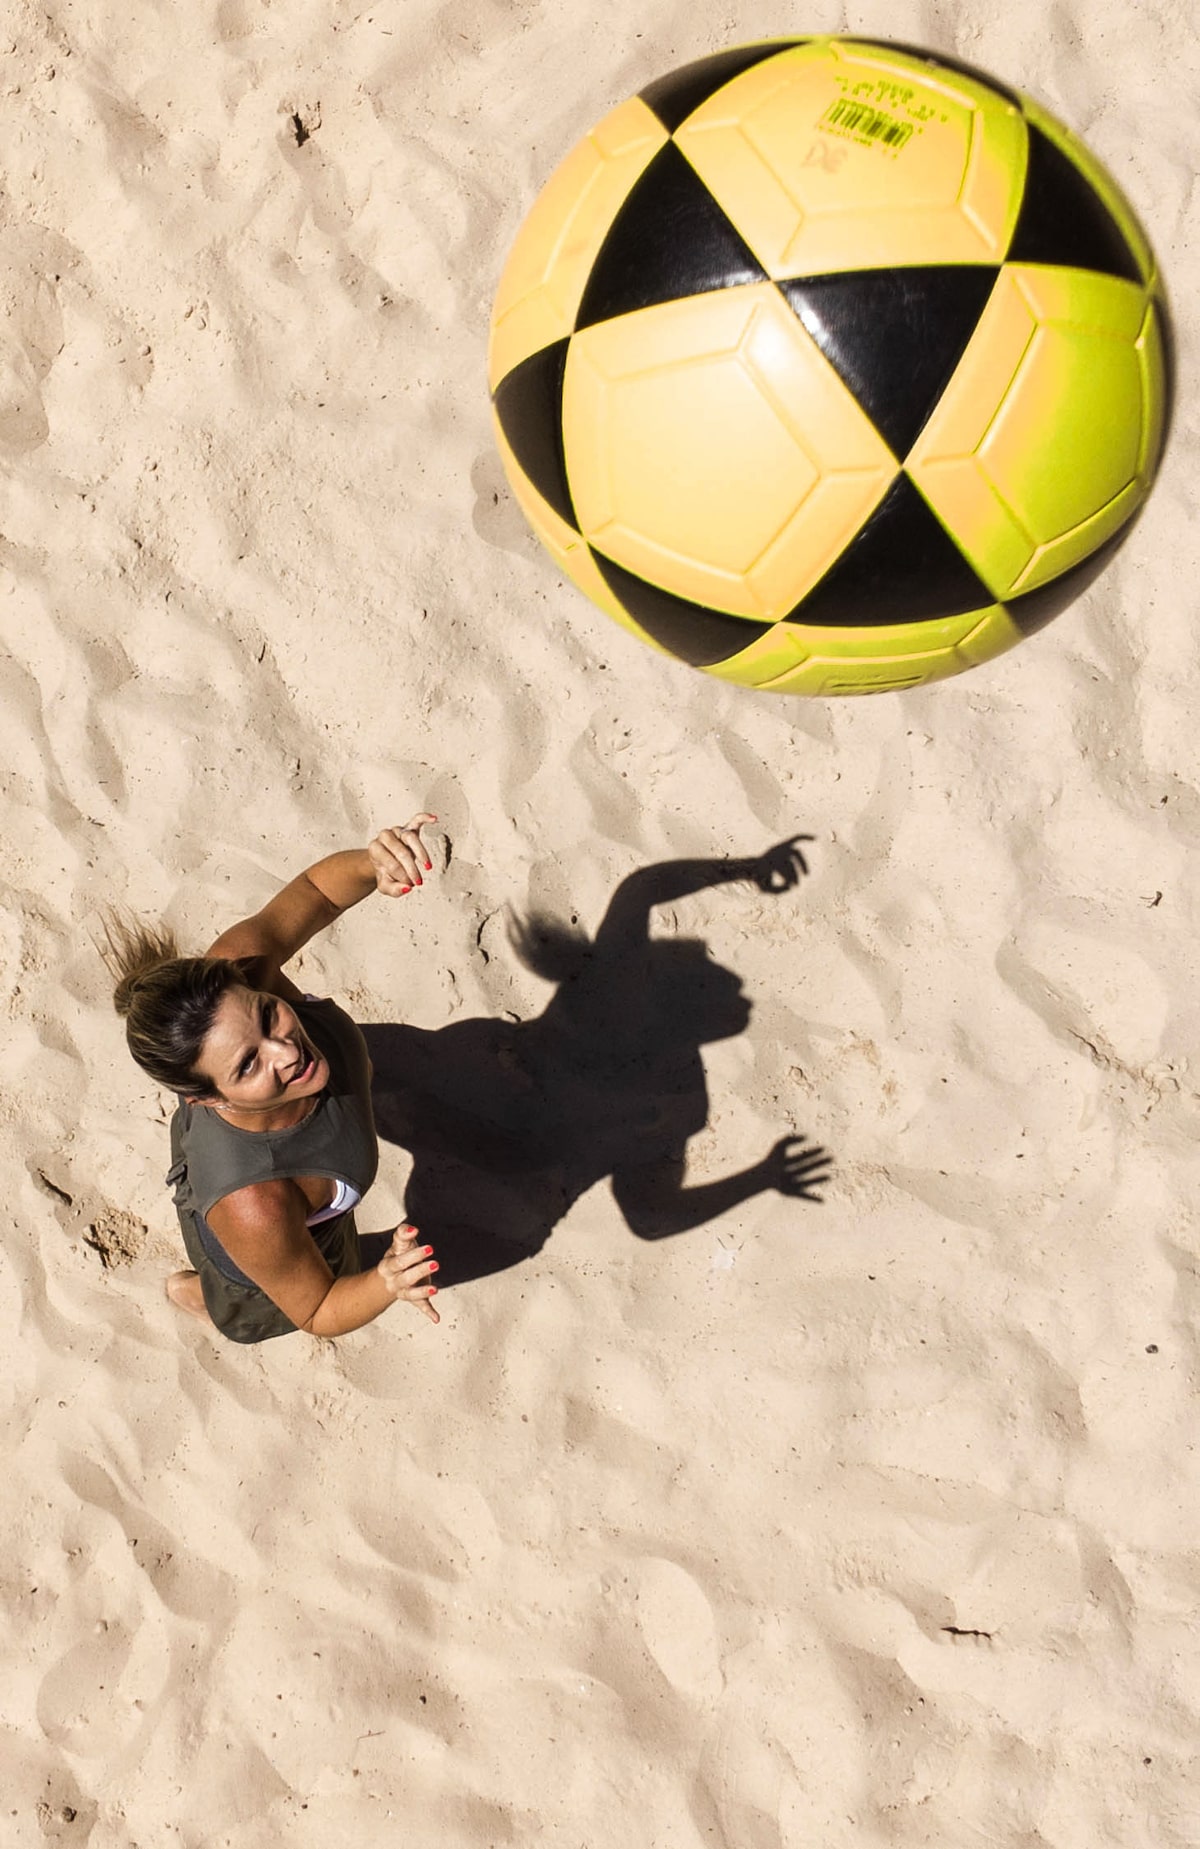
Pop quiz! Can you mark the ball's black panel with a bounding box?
[639,41,808,133]
[492,338,578,533]
[789,473,996,627]
[1007,122,1144,282]
[779,266,1000,460]
[591,548,773,665]
[1002,520,1138,636]
[574,142,768,332]
[860,38,1022,109]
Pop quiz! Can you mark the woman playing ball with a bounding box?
[102,816,441,1343]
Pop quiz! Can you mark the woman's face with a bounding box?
[193,986,328,1112]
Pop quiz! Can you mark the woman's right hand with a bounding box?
[368,816,438,897]
[377,1225,440,1323]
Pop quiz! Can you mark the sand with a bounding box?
[1,1,1197,1843]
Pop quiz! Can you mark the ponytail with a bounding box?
[98,912,245,1096]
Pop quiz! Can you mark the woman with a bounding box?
[103,816,442,1343]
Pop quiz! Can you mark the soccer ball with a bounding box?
[488,37,1172,696]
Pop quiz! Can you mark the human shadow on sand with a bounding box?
[360,839,831,1289]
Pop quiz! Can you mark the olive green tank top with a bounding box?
[166,995,379,1344]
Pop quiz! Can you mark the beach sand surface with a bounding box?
[1,1,1198,1844]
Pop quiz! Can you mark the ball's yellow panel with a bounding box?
[1136,298,1169,479]
[676,37,1026,277]
[1019,93,1155,288]
[488,97,668,390]
[564,283,897,619]
[837,40,1015,109]
[979,271,1147,589]
[766,646,957,696]
[907,265,1157,597]
[492,417,659,645]
[766,605,1021,694]
[708,599,1018,693]
[903,267,1037,594]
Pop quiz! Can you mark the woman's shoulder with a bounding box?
[207,1172,310,1234]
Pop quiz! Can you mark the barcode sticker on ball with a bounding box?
[821,97,915,152]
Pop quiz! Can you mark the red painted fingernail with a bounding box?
[423,1246,433,1255]
[429,1261,439,1272]
[425,861,432,870]
[428,1285,438,1295]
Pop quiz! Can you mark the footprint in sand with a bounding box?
[36,1626,137,1757]
[632,1555,724,1704]
[470,450,538,554]
[0,228,67,452]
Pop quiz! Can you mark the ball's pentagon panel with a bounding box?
[488,35,1172,696]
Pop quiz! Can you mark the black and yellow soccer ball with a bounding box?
[488,37,1173,696]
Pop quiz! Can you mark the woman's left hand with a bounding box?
[377,1225,440,1323]
[368,815,438,897]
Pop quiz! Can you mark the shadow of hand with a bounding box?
[762,1133,832,1202]
[747,835,814,893]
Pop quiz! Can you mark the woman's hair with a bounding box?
[98,912,247,1097]
[507,909,593,984]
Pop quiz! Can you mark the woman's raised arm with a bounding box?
[205,815,437,976]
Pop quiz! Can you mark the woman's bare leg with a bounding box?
[166,1270,216,1326]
